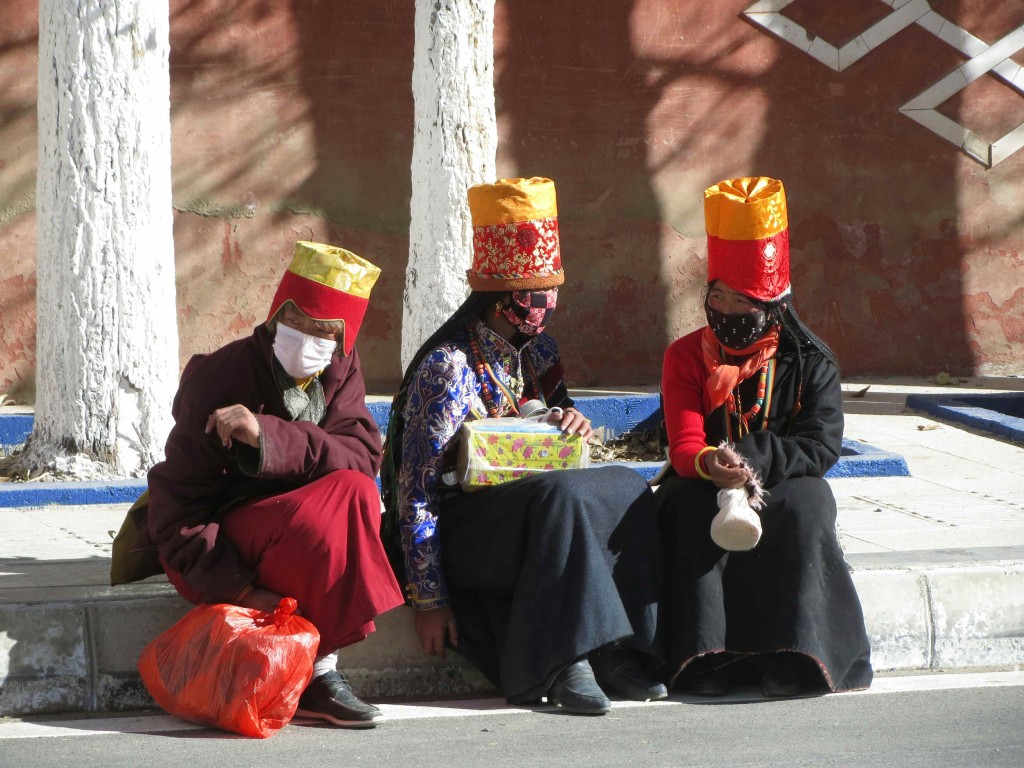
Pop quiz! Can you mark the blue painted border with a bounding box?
[831,438,909,479]
[0,414,33,450]
[0,397,908,507]
[906,393,1024,443]
[600,438,908,483]
[0,478,149,506]
[365,394,661,439]
[367,400,391,433]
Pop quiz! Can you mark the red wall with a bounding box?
[2,0,1022,401]
[0,0,39,401]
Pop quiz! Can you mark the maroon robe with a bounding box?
[139,324,403,652]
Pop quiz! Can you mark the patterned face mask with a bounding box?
[705,301,770,350]
[502,289,558,336]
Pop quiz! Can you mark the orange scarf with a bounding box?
[701,325,779,410]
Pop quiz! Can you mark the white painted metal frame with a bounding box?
[744,0,1024,167]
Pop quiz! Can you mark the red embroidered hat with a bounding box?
[267,241,381,355]
[704,177,791,302]
[466,177,564,291]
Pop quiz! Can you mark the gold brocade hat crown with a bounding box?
[267,241,381,355]
[466,177,564,291]
[704,176,791,303]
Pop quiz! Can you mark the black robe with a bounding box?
[440,465,663,704]
[656,336,873,692]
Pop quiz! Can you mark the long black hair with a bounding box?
[765,293,839,374]
[379,291,499,567]
[764,294,839,431]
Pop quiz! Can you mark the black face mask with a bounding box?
[705,303,770,350]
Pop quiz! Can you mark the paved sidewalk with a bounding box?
[836,381,1024,674]
[1,379,1023,717]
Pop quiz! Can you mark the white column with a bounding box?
[30,0,178,477]
[403,0,497,370]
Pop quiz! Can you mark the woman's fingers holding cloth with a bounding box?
[708,451,749,490]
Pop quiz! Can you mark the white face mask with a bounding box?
[273,323,337,379]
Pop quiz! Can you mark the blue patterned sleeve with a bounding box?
[397,346,476,609]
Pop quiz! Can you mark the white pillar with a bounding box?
[31,0,178,477]
[403,0,497,370]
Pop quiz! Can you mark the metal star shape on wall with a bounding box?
[743,0,1024,167]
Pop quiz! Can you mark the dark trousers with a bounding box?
[439,465,663,703]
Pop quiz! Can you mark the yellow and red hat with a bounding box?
[466,177,564,291]
[704,177,790,303]
[267,241,381,355]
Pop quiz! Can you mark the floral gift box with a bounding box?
[456,417,591,492]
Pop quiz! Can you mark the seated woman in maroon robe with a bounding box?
[138,242,404,728]
[656,178,872,698]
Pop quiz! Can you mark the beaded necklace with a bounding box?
[467,325,544,418]
[724,357,776,440]
[468,330,521,418]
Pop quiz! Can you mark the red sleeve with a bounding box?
[662,331,713,478]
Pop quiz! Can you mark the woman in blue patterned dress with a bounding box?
[380,178,664,715]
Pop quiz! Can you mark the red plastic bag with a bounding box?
[139,597,319,738]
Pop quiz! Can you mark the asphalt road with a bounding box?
[2,672,1022,768]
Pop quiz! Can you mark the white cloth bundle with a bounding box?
[709,442,765,552]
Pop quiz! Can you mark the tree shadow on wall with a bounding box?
[498,0,995,380]
[744,0,978,377]
[168,0,414,390]
[497,0,671,387]
[168,0,328,357]
[169,0,301,205]
[287,0,415,391]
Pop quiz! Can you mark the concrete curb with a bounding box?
[0,592,495,716]
[852,563,1024,673]
[3,560,1022,716]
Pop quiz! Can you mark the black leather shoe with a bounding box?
[684,666,730,697]
[295,670,383,728]
[590,645,668,702]
[547,660,611,715]
[762,655,802,698]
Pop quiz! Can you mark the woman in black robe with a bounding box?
[656,177,872,696]
[380,178,664,714]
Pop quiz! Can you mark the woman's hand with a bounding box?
[414,605,459,659]
[549,407,594,440]
[205,404,260,449]
[706,449,750,490]
[237,586,290,614]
